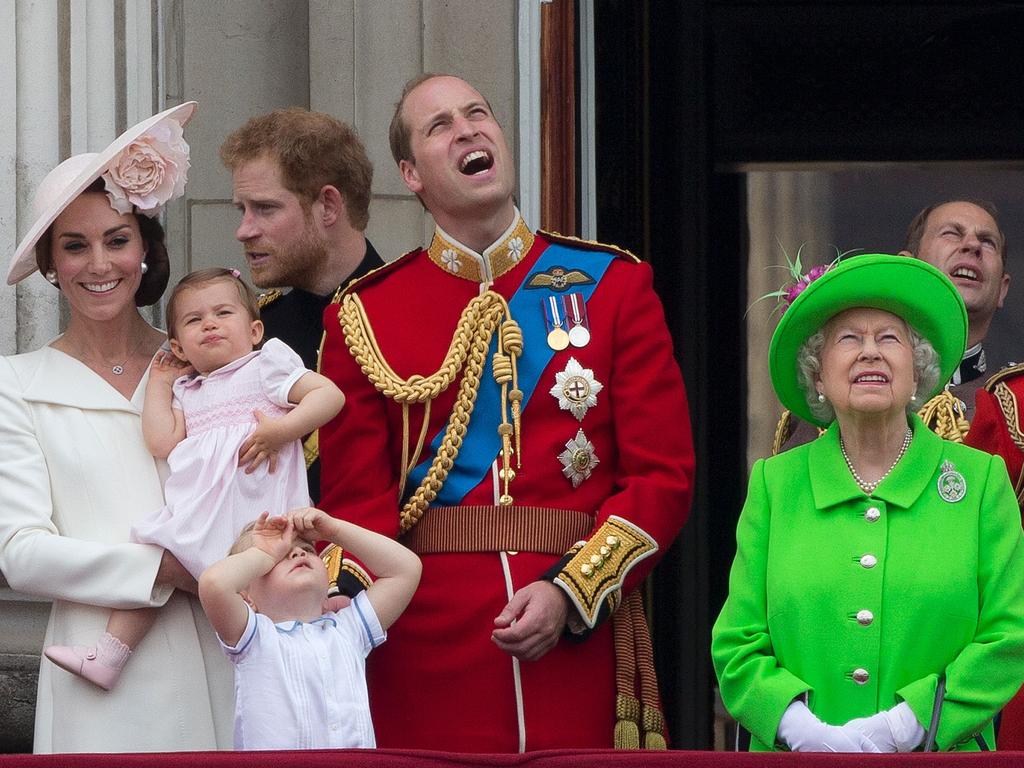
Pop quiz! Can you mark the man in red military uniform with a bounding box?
[318,73,694,752]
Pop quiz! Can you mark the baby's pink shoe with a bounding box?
[44,632,131,691]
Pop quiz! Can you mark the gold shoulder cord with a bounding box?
[916,389,969,443]
[339,290,524,534]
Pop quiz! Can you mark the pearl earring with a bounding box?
[44,269,58,284]
[910,392,917,403]
[817,392,826,403]
[140,261,149,275]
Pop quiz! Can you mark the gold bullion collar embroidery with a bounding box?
[427,210,535,283]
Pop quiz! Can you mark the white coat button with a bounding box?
[856,609,874,626]
[860,554,877,569]
[852,668,870,684]
[864,507,881,522]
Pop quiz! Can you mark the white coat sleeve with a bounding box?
[0,359,171,609]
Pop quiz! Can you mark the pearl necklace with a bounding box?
[840,427,913,495]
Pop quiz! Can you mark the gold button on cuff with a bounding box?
[856,609,874,626]
[606,535,620,548]
[852,668,870,684]
[581,563,594,577]
[860,554,878,569]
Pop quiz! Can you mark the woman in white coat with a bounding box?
[0,103,232,753]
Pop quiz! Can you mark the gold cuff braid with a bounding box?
[339,291,523,534]
[554,516,658,628]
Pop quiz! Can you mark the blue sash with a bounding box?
[404,243,616,505]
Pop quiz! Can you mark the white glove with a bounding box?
[777,700,882,753]
[846,702,926,752]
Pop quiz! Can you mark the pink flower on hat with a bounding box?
[753,244,855,317]
[782,263,831,306]
[102,118,190,218]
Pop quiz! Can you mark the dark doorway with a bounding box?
[593,0,1024,749]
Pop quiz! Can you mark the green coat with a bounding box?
[712,415,1024,751]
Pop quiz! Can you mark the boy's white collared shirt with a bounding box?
[221,590,385,750]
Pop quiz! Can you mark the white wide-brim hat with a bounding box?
[7,101,197,285]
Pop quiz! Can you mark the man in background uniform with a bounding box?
[221,109,384,500]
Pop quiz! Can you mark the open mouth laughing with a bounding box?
[460,149,494,176]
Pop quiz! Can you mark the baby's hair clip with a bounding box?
[229,268,241,278]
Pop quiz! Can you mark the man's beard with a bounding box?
[250,224,329,291]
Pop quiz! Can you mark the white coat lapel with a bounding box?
[20,347,145,413]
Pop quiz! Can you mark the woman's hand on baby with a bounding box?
[156,550,199,594]
[149,350,194,385]
[238,410,286,473]
[249,511,295,562]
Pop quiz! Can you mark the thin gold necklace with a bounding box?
[840,427,913,494]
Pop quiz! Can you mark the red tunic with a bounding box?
[319,225,694,751]
[965,365,1024,750]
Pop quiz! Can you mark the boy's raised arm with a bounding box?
[199,513,293,645]
[289,507,421,630]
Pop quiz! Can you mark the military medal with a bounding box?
[937,460,966,503]
[566,293,591,348]
[545,296,570,351]
[558,428,600,488]
[550,357,603,421]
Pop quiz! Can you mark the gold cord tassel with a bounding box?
[502,319,525,467]
[614,694,642,749]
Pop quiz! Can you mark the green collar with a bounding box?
[809,414,943,510]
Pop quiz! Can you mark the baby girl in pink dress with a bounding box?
[45,268,345,690]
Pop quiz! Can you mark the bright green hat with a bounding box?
[768,253,967,427]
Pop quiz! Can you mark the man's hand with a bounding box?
[238,410,286,473]
[492,581,570,661]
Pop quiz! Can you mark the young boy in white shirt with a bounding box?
[199,507,421,750]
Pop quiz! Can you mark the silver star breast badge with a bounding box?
[550,357,603,421]
[558,428,600,488]
[937,460,966,503]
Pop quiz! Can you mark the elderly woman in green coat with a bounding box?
[712,253,1024,752]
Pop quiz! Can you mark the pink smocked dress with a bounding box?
[131,338,311,578]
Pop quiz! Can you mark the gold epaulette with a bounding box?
[302,430,318,469]
[257,289,282,309]
[538,229,641,264]
[982,362,1024,392]
[771,410,792,456]
[553,516,658,629]
[321,544,373,593]
[338,248,419,299]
